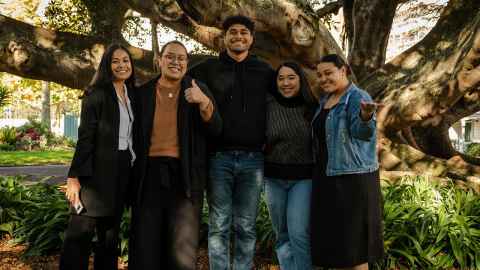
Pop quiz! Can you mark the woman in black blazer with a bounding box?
[59,44,137,270]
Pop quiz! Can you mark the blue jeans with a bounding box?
[265,178,312,270]
[208,151,264,270]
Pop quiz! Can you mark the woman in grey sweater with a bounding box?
[264,61,317,270]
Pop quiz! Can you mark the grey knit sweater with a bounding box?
[265,93,313,180]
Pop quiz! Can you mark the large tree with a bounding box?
[1,0,479,186]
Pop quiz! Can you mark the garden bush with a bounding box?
[0,143,16,151]
[466,143,480,158]
[0,120,75,151]
[15,118,53,151]
[0,126,17,146]
[0,175,478,269]
[0,176,69,256]
[0,84,11,108]
[377,176,480,269]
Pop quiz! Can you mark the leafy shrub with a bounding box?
[256,194,275,258]
[0,126,17,146]
[0,84,11,108]
[1,175,478,270]
[46,136,76,150]
[466,143,480,157]
[0,176,69,256]
[66,137,77,148]
[9,119,75,151]
[119,210,131,262]
[0,143,16,151]
[16,118,54,146]
[376,176,480,270]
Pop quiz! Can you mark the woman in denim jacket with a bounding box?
[310,54,384,270]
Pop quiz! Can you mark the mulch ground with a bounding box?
[0,236,278,270]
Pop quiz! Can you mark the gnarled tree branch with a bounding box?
[0,14,155,88]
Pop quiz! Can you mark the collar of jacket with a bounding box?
[313,82,356,123]
[107,82,132,101]
[87,82,134,103]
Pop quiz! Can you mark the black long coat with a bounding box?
[133,75,222,201]
[68,83,136,217]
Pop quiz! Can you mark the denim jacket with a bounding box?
[312,83,379,176]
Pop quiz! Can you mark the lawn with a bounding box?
[0,150,73,166]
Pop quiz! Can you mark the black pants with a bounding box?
[129,157,203,270]
[59,150,131,270]
[59,215,122,270]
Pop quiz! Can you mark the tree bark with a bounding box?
[348,0,398,81]
[363,0,480,133]
[363,0,480,177]
[0,14,157,89]
[342,0,354,54]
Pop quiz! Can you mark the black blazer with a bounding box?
[134,75,222,201]
[68,83,136,217]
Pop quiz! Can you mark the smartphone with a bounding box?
[73,200,84,214]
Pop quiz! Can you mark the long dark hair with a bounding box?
[87,44,136,93]
[273,61,317,121]
[159,40,189,58]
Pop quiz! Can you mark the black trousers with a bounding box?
[128,157,203,270]
[59,150,131,270]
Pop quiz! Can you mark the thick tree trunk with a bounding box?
[347,0,398,81]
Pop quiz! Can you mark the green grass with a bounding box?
[0,150,73,166]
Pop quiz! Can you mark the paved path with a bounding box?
[0,165,68,185]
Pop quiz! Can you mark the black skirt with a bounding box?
[310,168,384,268]
[71,150,132,217]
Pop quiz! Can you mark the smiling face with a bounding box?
[277,66,301,98]
[316,62,349,94]
[111,49,132,82]
[224,23,253,54]
[158,43,188,82]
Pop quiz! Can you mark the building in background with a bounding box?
[450,113,480,152]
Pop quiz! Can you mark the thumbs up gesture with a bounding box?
[185,79,209,106]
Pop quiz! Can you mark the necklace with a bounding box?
[156,80,180,99]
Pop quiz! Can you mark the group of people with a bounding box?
[59,14,384,270]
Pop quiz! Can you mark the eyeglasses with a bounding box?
[163,54,188,63]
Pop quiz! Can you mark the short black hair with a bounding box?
[318,54,347,67]
[222,15,255,33]
[318,54,351,75]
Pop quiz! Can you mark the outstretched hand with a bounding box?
[360,100,383,121]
